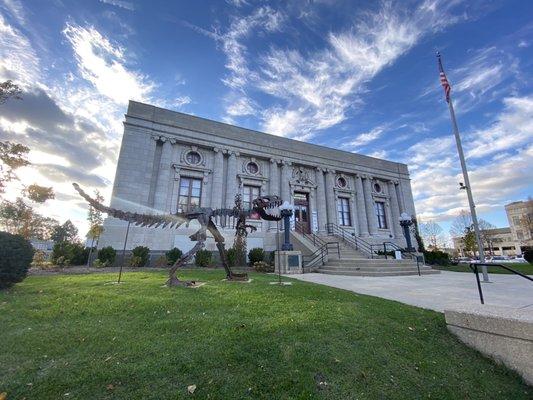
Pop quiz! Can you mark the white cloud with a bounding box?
[345,126,387,150]
[99,0,135,11]
[0,0,26,25]
[0,14,40,86]
[216,0,465,138]
[63,23,154,105]
[405,95,533,222]
[466,95,533,159]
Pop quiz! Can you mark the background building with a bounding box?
[505,200,533,253]
[98,101,418,253]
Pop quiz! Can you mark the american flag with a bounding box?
[437,51,451,103]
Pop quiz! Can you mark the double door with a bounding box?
[293,192,310,234]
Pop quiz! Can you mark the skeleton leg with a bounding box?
[207,220,232,279]
[167,240,205,286]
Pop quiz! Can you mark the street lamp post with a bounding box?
[279,201,294,251]
[399,213,414,252]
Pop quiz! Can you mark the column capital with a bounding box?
[213,147,226,154]
[228,150,239,157]
[270,158,280,164]
[281,159,292,166]
[361,173,373,180]
[325,168,336,174]
[390,179,399,185]
[315,166,325,172]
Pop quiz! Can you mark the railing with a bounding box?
[296,221,327,248]
[468,263,533,304]
[325,223,379,258]
[302,242,340,272]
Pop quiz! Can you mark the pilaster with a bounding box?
[325,169,336,226]
[280,160,292,202]
[225,151,239,209]
[362,174,378,235]
[388,180,402,238]
[211,147,225,209]
[355,174,369,236]
[315,167,327,233]
[154,138,174,212]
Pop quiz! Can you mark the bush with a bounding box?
[0,232,34,289]
[129,255,144,268]
[523,249,533,264]
[31,251,48,268]
[424,250,451,266]
[98,246,116,266]
[195,249,212,268]
[253,261,273,273]
[93,259,107,268]
[132,246,150,267]
[248,248,265,266]
[51,242,89,266]
[226,247,237,268]
[154,255,168,268]
[166,247,183,266]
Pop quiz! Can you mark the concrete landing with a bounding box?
[445,304,533,385]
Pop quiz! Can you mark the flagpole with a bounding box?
[437,52,489,282]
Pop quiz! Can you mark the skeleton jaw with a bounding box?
[252,195,283,221]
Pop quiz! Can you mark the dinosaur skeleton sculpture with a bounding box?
[73,183,283,286]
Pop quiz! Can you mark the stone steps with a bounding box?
[316,268,440,277]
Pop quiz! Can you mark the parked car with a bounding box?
[486,256,514,263]
[512,257,528,264]
[456,257,472,263]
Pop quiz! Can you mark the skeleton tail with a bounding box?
[72,183,187,229]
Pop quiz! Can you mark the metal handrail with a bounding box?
[381,241,417,261]
[325,223,380,258]
[302,242,340,271]
[468,263,533,304]
[295,222,327,248]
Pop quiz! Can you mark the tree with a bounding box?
[24,184,55,203]
[86,190,104,266]
[419,221,444,250]
[449,210,496,256]
[0,141,30,194]
[0,80,22,104]
[51,220,79,243]
[0,198,58,240]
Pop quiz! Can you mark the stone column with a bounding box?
[395,182,406,214]
[225,151,238,208]
[280,160,291,202]
[388,180,402,238]
[349,193,359,236]
[154,139,173,212]
[315,167,327,233]
[355,174,369,236]
[325,169,336,226]
[362,175,378,235]
[211,147,224,209]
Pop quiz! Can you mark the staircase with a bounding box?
[296,224,440,277]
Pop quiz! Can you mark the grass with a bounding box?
[433,262,533,275]
[1,270,530,399]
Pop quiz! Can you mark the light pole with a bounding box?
[399,213,414,252]
[279,201,294,251]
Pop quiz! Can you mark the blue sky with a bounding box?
[0,0,531,239]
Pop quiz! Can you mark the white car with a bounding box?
[512,257,528,264]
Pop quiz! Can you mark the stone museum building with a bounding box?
[98,101,417,253]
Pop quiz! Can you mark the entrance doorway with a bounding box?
[293,192,310,233]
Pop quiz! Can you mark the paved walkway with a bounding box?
[288,271,533,312]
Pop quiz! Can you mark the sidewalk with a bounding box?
[288,271,533,312]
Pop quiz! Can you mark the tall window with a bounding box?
[178,177,202,212]
[337,197,351,226]
[243,185,260,219]
[375,201,387,229]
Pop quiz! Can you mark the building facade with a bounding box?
[505,200,533,253]
[452,228,520,257]
[98,101,417,253]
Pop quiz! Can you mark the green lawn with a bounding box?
[433,262,533,275]
[1,271,530,399]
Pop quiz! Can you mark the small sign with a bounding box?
[395,250,402,260]
[290,212,295,230]
[312,211,318,232]
[288,255,300,268]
